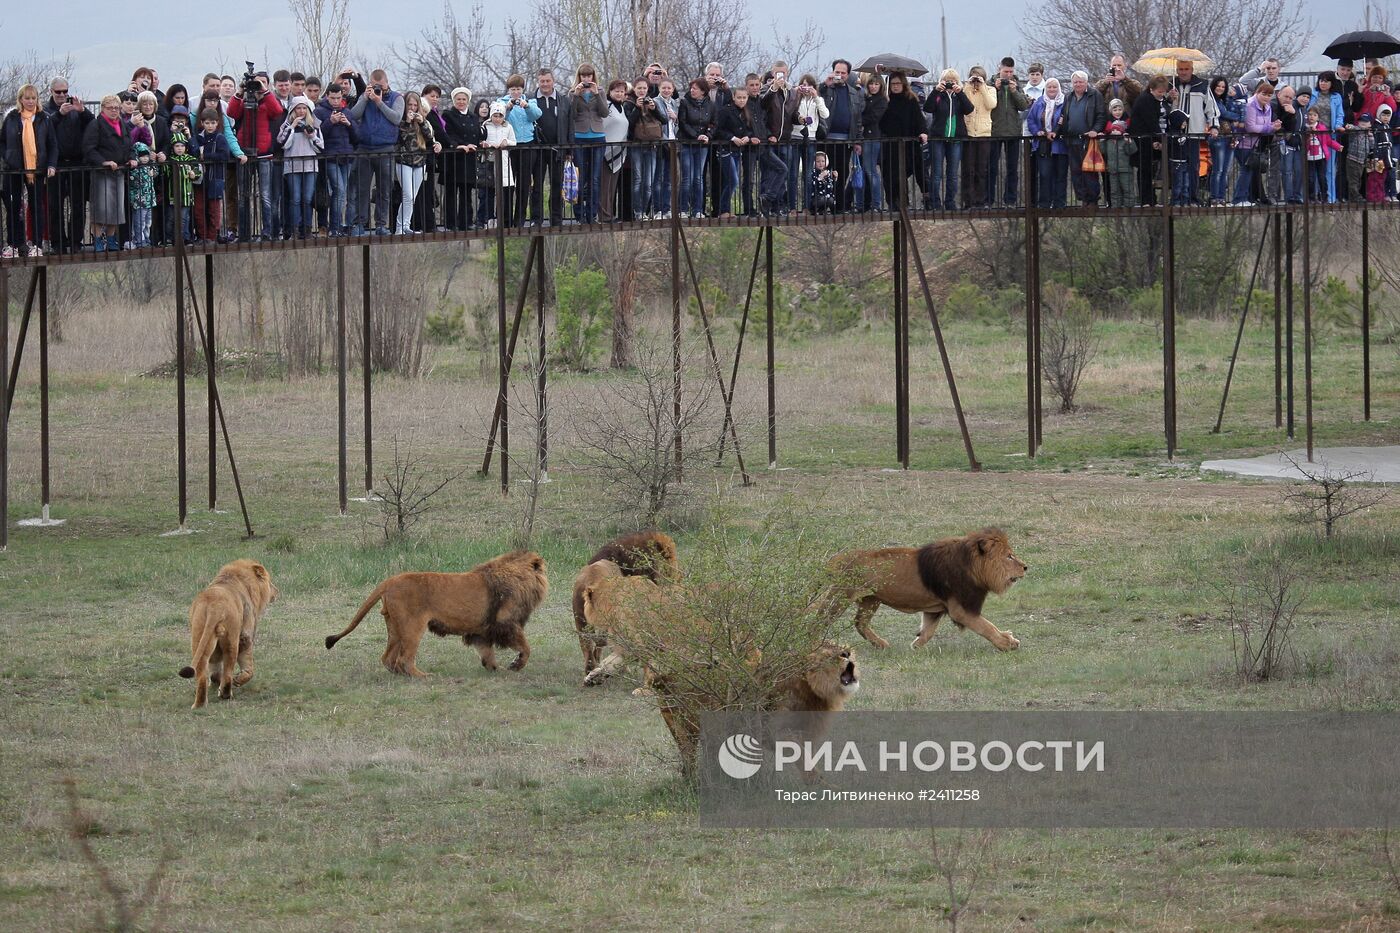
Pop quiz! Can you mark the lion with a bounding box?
[177,559,278,709]
[571,559,626,676]
[586,531,679,582]
[822,527,1026,651]
[324,550,548,676]
[651,643,861,778]
[575,565,668,685]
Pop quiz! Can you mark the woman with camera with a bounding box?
[569,64,609,224]
[922,68,973,211]
[677,77,716,218]
[627,77,664,219]
[599,79,631,222]
[392,91,441,234]
[785,75,828,212]
[960,66,998,209]
[275,96,324,239]
[857,75,887,212]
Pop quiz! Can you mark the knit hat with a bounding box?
[287,95,314,113]
[1380,104,1394,116]
[1109,98,1124,111]
[1338,58,1355,67]
[171,104,189,117]
[489,101,507,116]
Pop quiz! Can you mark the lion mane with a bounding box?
[324,550,548,676]
[586,531,679,582]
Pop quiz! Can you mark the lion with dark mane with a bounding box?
[822,527,1026,651]
[586,531,679,581]
[324,551,548,675]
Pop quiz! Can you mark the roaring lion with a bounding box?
[324,551,548,676]
[178,559,279,709]
[652,643,861,777]
[823,527,1026,651]
[587,531,679,581]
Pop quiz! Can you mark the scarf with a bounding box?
[1041,94,1060,133]
[20,109,38,180]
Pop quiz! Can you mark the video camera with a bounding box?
[241,62,261,96]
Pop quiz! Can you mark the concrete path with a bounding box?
[1201,446,1400,484]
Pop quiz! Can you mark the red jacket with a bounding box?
[227,92,285,156]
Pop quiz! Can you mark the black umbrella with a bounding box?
[1323,30,1400,61]
[855,53,930,77]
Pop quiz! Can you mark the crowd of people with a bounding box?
[0,51,1397,257]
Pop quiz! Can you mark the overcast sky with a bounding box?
[1,0,1340,95]
[3,0,1027,94]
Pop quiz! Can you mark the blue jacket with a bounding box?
[351,89,403,147]
[1312,88,1345,131]
[314,100,360,156]
[1025,95,1067,155]
[192,129,230,198]
[497,96,542,143]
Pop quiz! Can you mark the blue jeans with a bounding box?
[239,158,273,239]
[284,171,315,235]
[132,206,152,248]
[1278,145,1303,203]
[717,152,740,214]
[679,143,708,214]
[1208,137,1233,201]
[1232,148,1260,203]
[928,139,962,210]
[857,140,883,210]
[653,149,672,213]
[574,142,604,222]
[631,145,658,215]
[1171,161,1194,205]
[1035,150,1068,208]
[326,160,351,231]
[785,140,816,209]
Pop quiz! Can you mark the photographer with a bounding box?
[819,59,865,212]
[704,63,732,214]
[988,57,1030,207]
[626,77,664,219]
[713,84,759,217]
[960,65,997,209]
[533,69,572,226]
[759,63,795,214]
[1096,54,1142,109]
[226,69,285,241]
[315,83,359,235]
[43,77,94,253]
[498,75,542,227]
[678,77,716,218]
[275,96,323,239]
[348,68,404,236]
[787,74,828,212]
[569,64,609,223]
[922,69,972,210]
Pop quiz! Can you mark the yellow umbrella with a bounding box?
[1133,47,1214,76]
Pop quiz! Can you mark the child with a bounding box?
[1305,105,1342,203]
[480,101,516,227]
[167,106,193,145]
[167,135,203,241]
[194,108,232,242]
[809,150,838,214]
[1103,98,1138,208]
[1374,104,1396,202]
[1167,109,1193,206]
[1347,112,1376,202]
[128,142,158,248]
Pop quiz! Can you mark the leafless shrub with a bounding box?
[62,776,173,933]
[927,826,996,932]
[0,50,74,105]
[373,436,463,543]
[1282,453,1390,540]
[287,0,352,82]
[569,337,726,529]
[44,267,86,344]
[498,342,549,551]
[1219,543,1306,682]
[271,285,328,377]
[353,253,430,378]
[1040,282,1099,413]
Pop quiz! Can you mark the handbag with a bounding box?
[850,160,864,191]
[1081,138,1107,173]
[562,158,579,203]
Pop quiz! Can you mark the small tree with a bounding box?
[1282,453,1390,540]
[1219,543,1306,682]
[1040,282,1099,414]
[569,338,726,529]
[373,436,462,543]
[552,259,611,371]
[928,827,996,933]
[62,777,173,933]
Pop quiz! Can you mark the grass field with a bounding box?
[3,291,1400,931]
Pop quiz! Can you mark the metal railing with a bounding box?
[0,130,1394,260]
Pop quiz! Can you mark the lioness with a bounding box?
[178,559,278,709]
[325,551,547,675]
[824,527,1026,651]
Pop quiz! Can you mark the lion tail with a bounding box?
[179,601,223,678]
[326,580,389,649]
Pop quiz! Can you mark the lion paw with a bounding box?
[508,656,527,672]
[869,636,891,650]
[998,632,1020,651]
[910,637,928,650]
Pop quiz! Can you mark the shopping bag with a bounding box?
[1081,138,1107,173]
[563,159,579,203]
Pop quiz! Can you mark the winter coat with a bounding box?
[1237,95,1275,150]
[497,95,542,143]
[818,78,864,137]
[394,115,436,168]
[860,93,888,139]
[226,91,285,156]
[678,94,716,140]
[962,78,997,137]
[1171,75,1219,135]
[276,116,325,173]
[760,84,797,140]
[989,76,1031,136]
[626,96,665,142]
[2,107,58,173]
[569,90,609,137]
[83,114,133,168]
[923,88,973,139]
[441,106,484,186]
[350,89,404,147]
[880,93,927,140]
[1025,94,1068,155]
[42,96,93,162]
[1095,75,1143,109]
[1129,91,1170,141]
[533,91,572,146]
[193,129,230,198]
[1062,87,1107,138]
[314,101,359,157]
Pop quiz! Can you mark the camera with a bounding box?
[942,80,954,90]
[241,61,261,95]
[372,84,383,95]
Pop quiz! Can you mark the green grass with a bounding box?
[2,314,1399,930]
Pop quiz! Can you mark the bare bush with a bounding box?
[1220,543,1306,682]
[352,252,430,377]
[373,436,463,543]
[569,337,726,529]
[272,285,328,376]
[928,827,996,932]
[62,776,173,933]
[1282,453,1390,540]
[1040,282,1099,413]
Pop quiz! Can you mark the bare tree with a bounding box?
[668,0,763,79]
[0,49,74,104]
[1219,543,1305,682]
[766,19,827,79]
[373,436,463,542]
[1020,0,1310,81]
[288,0,353,81]
[1040,282,1099,413]
[1282,453,1390,540]
[927,827,996,933]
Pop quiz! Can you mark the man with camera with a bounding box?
[819,58,865,212]
[43,77,93,253]
[704,63,732,215]
[1096,54,1143,109]
[227,68,285,241]
[988,57,1031,207]
[759,62,798,213]
[533,69,573,226]
[349,69,404,236]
